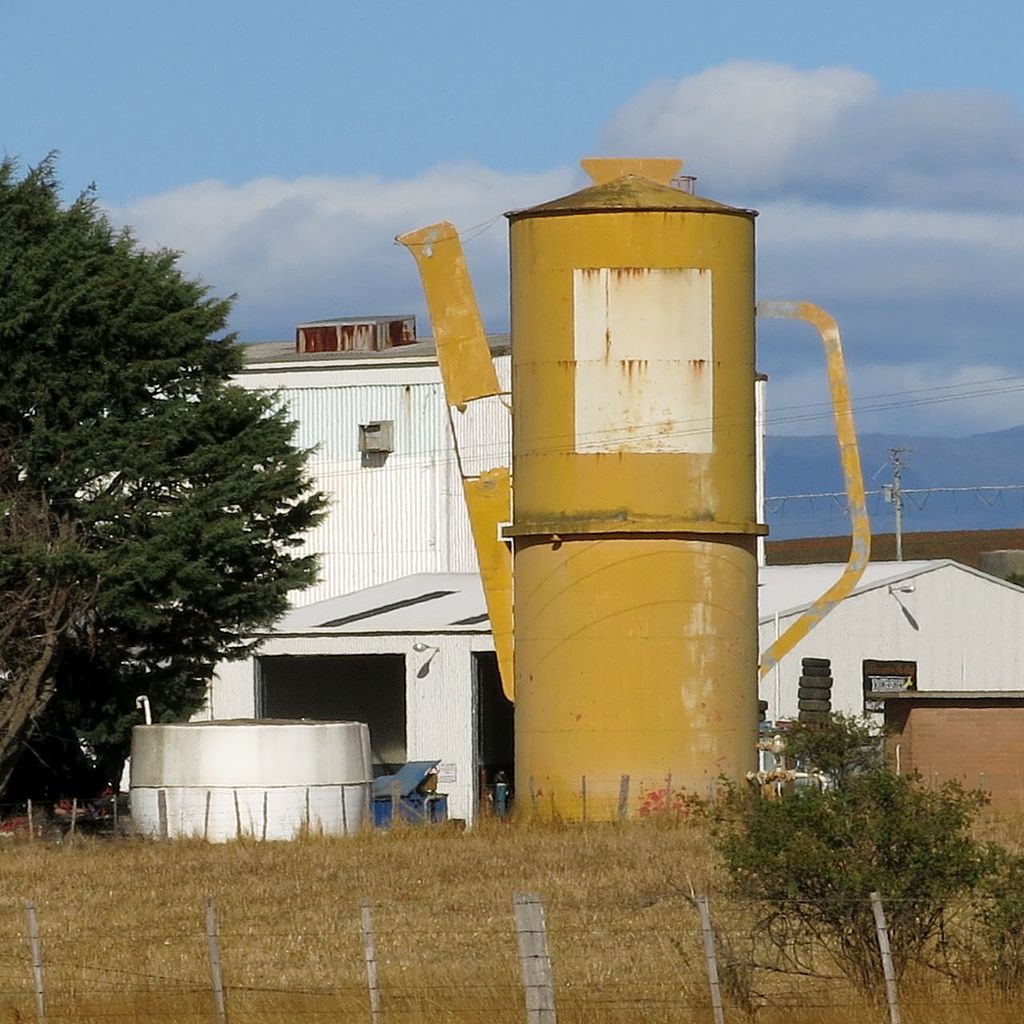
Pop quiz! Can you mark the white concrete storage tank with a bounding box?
[130,720,372,841]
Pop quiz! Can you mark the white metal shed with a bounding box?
[233,338,510,606]
[758,560,1024,721]
[209,572,508,826]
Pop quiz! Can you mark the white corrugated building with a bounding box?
[207,325,512,824]
[233,331,510,605]
[758,560,1024,722]
[211,573,508,825]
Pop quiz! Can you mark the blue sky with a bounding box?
[4,2,1024,437]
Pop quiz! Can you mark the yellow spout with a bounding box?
[580,157,683,185]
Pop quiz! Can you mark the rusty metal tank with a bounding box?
[505,159,763,817]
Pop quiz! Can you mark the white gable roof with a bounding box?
[271,572,487,635]
[758,559,1023,621]
[266,560,1022,637]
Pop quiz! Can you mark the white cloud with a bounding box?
[106,163,576,340]
[102,62,1024,437]
[759,200,1024,251]
[599,61,1024,212]
[765,360,1024,437]
[600,62,877,196]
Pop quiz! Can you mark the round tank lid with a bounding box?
[132,718,362,729]
[507,156,756,221]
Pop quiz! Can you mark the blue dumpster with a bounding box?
[372,760,448,827]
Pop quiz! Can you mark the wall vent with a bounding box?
[359,421,394,454]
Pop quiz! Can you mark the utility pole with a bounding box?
[882,448,911,561]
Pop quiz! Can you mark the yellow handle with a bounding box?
[756,301,871,678]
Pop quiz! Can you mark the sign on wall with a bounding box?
[862,659,917,714]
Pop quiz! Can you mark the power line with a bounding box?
[882,448,912,561]
[765,484,1024,524]
[224,362,1024,497]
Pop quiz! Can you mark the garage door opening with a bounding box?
[258,654,406,773]
[474,652,514,802]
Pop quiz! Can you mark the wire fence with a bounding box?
[0,796,124,841]
[5,765,1024,836]
[0,880,1021,1024]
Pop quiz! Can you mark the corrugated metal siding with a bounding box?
[234,355,511,606]
[206,659,257,719]
[404,634,478,823]
[448,356,511,479]
[759,564,1024,721]
[298,326,346,353]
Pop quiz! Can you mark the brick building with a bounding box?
[884,692,1024,812]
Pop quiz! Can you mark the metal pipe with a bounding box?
[135,694,152,725]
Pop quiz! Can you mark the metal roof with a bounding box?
[882,691,1024,701]
[758,561,935,620]
[759,558,1024,621]
[239,334,510,370]
[270,572,488,635]
[507,175,755,221]
[266,560,1022,638]
[297,315,416,326]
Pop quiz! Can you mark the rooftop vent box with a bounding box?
[296,315,416,354]
[359,420,395,454]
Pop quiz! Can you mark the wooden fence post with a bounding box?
[617,774,630,822]
[157,789,169,840]
[24,899,45,1023]
[205,897,228,1024]
[360,902,383,1024]
[696,895,725,1024]
[870,891,902,1024]
[388,778,401,826]
[513,892,556,1024]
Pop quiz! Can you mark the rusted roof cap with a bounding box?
[507,174,756,222]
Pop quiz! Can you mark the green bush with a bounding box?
[779,712,883,789]
[977,849,1024,989]
[717,718,992,989]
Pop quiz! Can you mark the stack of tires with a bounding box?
[798,657,832,723]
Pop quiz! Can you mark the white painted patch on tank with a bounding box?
[572,267,713,454]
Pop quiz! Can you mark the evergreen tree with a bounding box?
[0,156,326,796]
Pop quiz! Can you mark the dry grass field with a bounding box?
[1,815,1023,1023]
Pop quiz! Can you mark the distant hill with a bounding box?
[765,425,1024,540]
